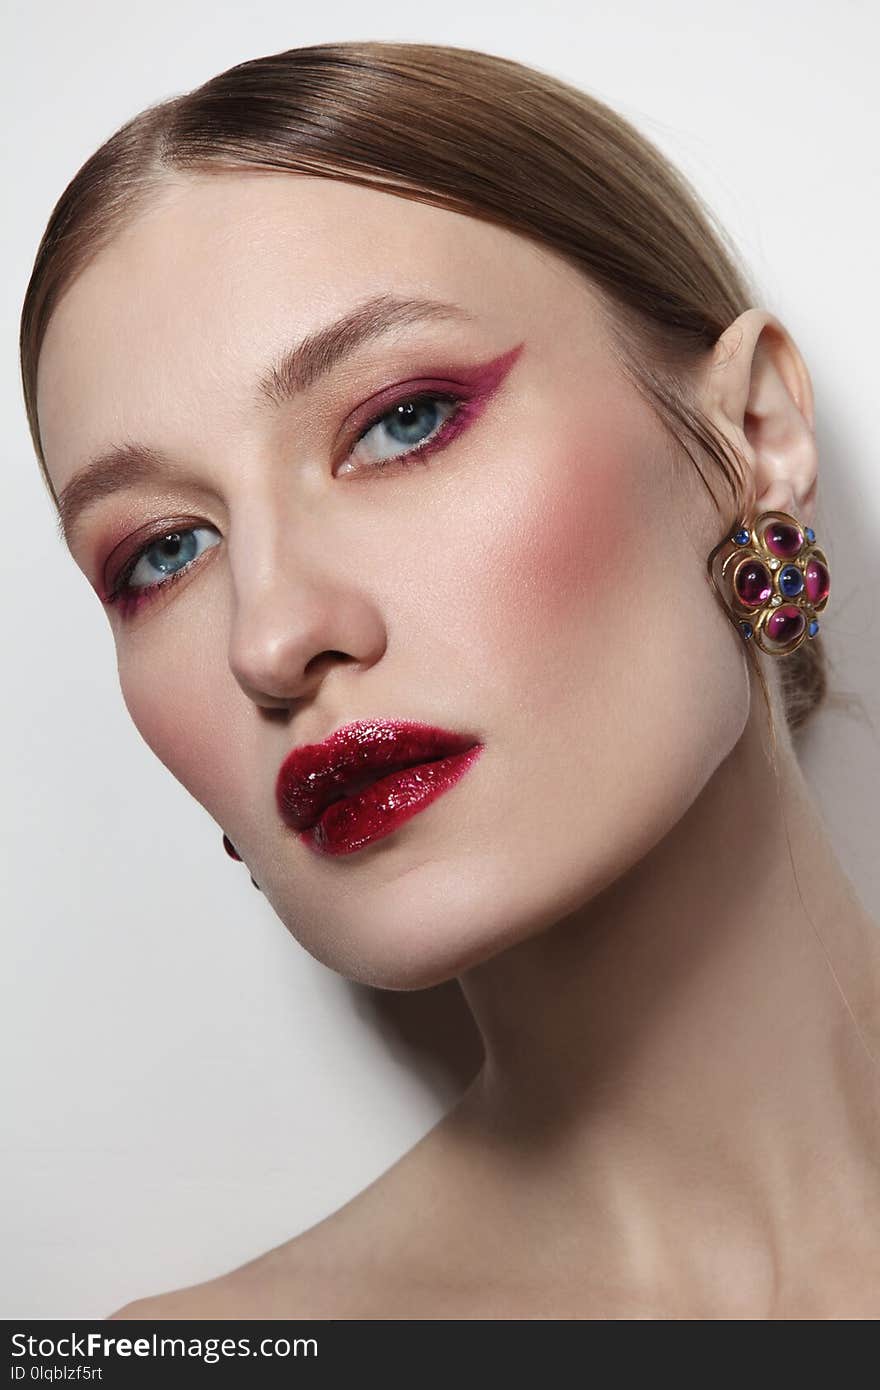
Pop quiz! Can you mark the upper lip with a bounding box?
[276,719,482,833]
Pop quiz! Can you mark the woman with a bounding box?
[20,40,879,1319]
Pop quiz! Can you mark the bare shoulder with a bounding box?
[107,1294,198,1321]
[105,1235,333,1321]
[105,1282,266,1321]
[104,1270,316,1321]
[105,1112,470,1321]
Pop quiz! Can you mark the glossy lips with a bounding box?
[276,719,484,857]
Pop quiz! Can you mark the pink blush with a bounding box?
[490,438,639,635]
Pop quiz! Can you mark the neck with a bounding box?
[453,682,880,1314]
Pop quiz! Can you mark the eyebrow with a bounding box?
[54,292,475,549]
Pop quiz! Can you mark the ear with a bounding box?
[702,308,819,528]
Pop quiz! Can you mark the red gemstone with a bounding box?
[763,521,803,558]
[765,605,805,645]
[222,833,242,861]
[734,559,773,607]
[804,557,829,604]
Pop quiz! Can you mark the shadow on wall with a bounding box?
[348,977,485,1095]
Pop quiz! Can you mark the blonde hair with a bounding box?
[19,39,829,741]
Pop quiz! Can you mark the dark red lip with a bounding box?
[276,719,483,841]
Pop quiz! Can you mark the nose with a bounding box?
[225,520,387,710]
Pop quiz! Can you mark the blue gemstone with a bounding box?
[739,621,753,640]
[734,528,750,545]
[779,564,804,597]
[808,618,819,637]
[805,526,815,543]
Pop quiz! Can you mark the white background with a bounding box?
[3,0,878,1319]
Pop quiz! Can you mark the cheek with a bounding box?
[433,406,659,679]
[116,630,238,816]
[420,402,747,833]
[496,449,627,630]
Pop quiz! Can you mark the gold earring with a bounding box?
[707,509,830,656]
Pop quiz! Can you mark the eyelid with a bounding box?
[336,340,524,450]
[342,376,469,448]
[101,514,211,598]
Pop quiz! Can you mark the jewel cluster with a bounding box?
[728,519,829,650]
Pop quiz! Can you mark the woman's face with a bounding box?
[37,172,749,988]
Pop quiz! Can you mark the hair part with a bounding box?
[19,39,829,742]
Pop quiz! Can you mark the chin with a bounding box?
[269,839,614,992]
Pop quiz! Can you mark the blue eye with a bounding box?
[339,391,465,475]
[108,526,220,613]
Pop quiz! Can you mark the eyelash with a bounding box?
[105,388,469,617]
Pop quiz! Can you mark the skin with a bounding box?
[36,172,880,1319]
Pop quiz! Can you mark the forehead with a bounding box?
[36,171,605,498]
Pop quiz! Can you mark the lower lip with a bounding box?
[296,744,484,857]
